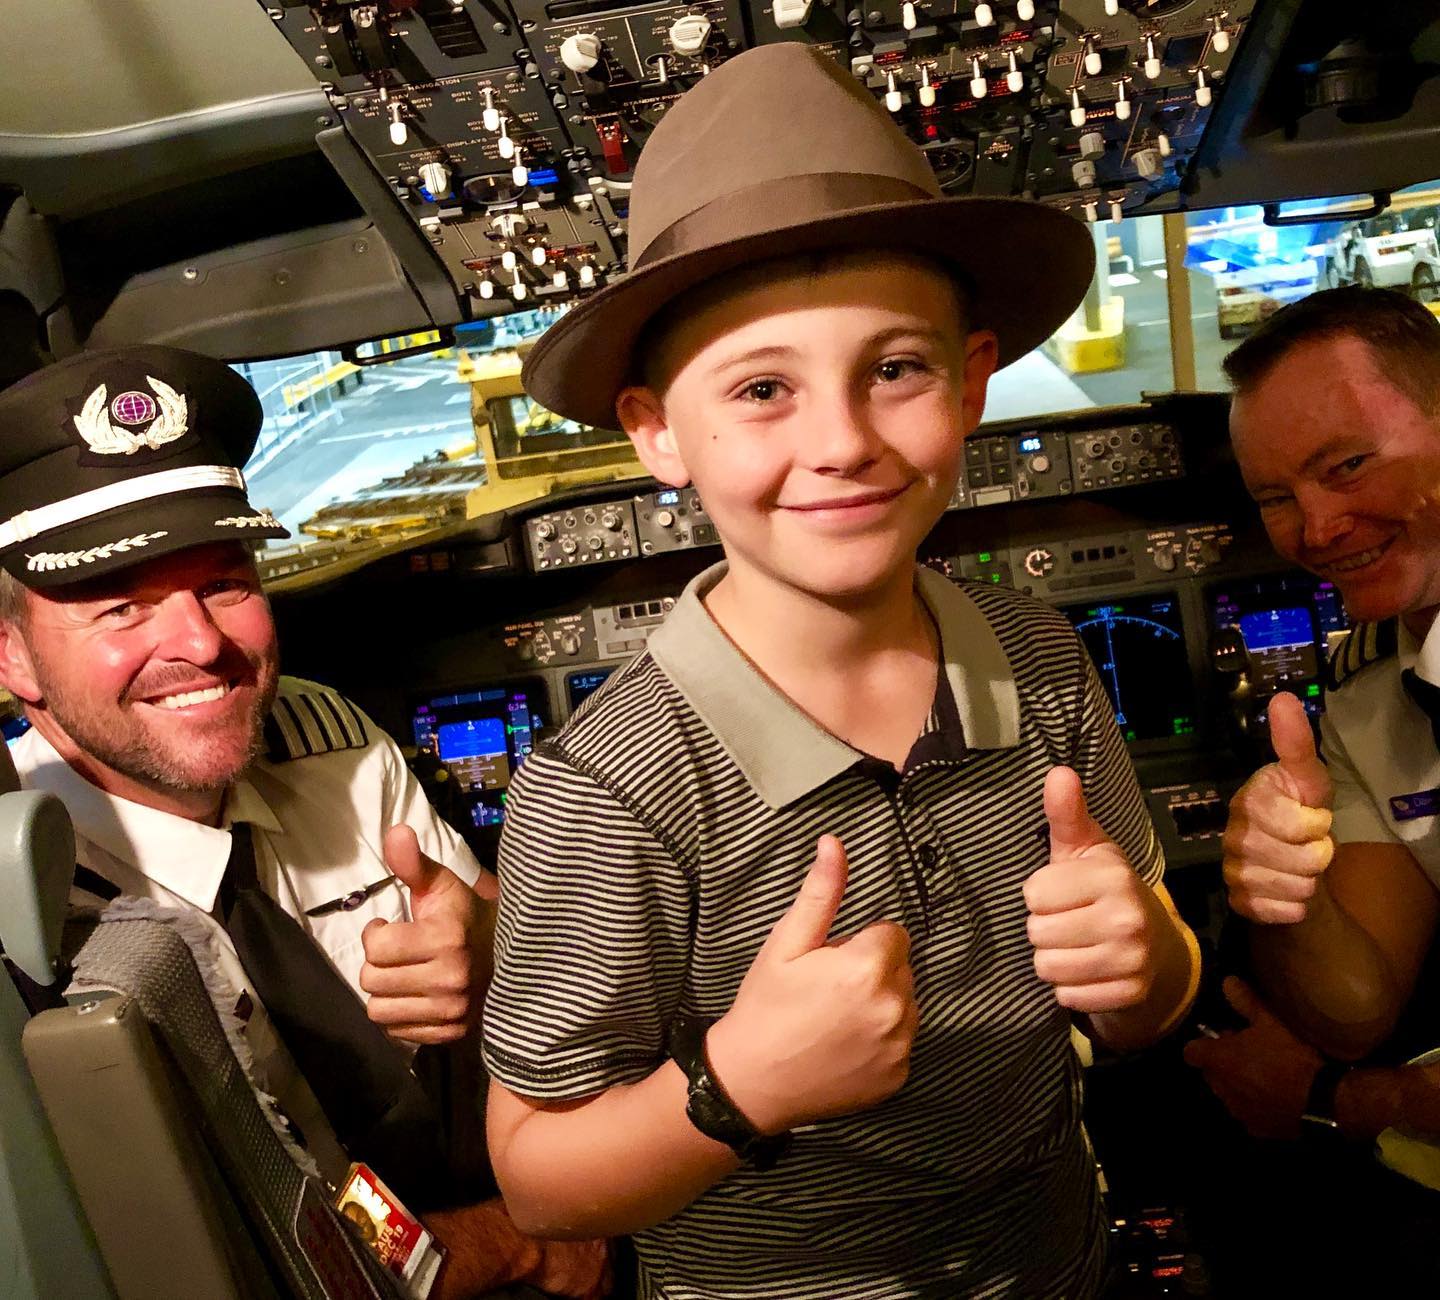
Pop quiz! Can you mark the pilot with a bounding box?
[0,346,608,1300]
[1185,287,1440,1290]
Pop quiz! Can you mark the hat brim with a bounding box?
[522,197,1097,431]
[4,487,290,589]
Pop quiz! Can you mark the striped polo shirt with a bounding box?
[485,563,1164,1299]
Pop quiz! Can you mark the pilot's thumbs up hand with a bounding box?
[705,836,917,1136]
[1222,692,1335,926]
[359,826,496,1045]
[1025,767,1163,1014]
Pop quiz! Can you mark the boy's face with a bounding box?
[617,254,997,602]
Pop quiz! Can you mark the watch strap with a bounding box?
[669,1015,791,1170]
[1301,1060,1350,1134]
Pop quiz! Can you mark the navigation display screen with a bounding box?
[412,682,543,830]
[1059,592,1198,743]
[1211,574,1344,702]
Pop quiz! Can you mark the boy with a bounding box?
[483,45,1200,1297]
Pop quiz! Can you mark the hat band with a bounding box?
[0,465,247,549]
[636,173,939,269]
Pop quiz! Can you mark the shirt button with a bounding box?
[917,844,940,867]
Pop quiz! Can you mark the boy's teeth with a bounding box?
[153,684,228,710]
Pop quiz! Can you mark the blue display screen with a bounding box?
[1019,435,1043,453]
[655,489,681,505]
[437,717,507,761]
[1239,607,1312,650]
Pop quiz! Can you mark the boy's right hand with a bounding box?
[705,835,917,1136]
[1221,692,1335,926]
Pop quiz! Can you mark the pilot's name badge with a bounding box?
[1390,788,1440,822]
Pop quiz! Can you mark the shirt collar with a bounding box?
[20,728,282,913]
[1404,614,1440,687]
[646,562,1019,809]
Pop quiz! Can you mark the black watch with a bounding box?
[1300,1060,1350,1140]
[669,1015,792,1171]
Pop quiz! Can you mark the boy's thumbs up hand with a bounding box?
[706,836,917,1136]
[1221,692,1335,926]
[1024,768,1163,1015]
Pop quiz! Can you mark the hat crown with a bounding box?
[628,45,942,260]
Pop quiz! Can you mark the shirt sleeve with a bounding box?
[482,747,693,1101]
[1070,650,1165,888]
[355,700,485,890]
[1321,709,1398,846]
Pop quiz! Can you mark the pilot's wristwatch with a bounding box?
[669,1015,792,1171]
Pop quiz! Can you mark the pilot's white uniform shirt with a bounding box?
[10,675,483,1183]
[1323,617,1440,891]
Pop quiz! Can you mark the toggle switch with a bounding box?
[388,103,408,146]
[481,87,499,132]
[885,70,903,112]
[918,67,937,107]
[1069,88,1086,126]
[1157,131,1172,156]
[1144,36,1160,80]
[1017,0,1034,18]
[579,262,596,287]
[1084,41,1102,77]
[478,278,495,299]
[970,57,987,99]
[1114,81,1131,120]
[974,2,993,27]
[1006,51,1024,93]
[1195,68,1212,106]
[1211,17,1230,54]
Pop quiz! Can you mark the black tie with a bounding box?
[1401,668,1440,753]
[218,823,452,1207]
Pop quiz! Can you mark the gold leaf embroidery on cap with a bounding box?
[25,531,170,572]
[73,378,189,455]
[214,510,281,529]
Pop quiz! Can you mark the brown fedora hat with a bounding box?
[522,43,1096,431]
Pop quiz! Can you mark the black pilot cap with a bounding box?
[0,346,289,590]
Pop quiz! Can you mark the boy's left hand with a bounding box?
[1023,767,1165,1014]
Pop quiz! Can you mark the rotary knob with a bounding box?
[600,509,622,531]
[668,13,711,55]
[655,509,676,528]
[559,632,581,655]
[536,520,556,541]
[1153,547,1177,572]
[559,537,578,555]
[587,535,604,551]
[418,161,450,198]
[560,32,603,74]
[1024,547,1056,579]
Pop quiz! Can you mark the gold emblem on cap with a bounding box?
[73,378,189,455]
[25,530,170,573]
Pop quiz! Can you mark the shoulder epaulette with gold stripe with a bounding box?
[264,684,369,762]
[1325,618,1399,691]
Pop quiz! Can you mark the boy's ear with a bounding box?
[616,385,692,488]
[960,330,1000,437]
[0,620,42,706]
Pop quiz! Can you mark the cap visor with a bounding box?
[4,489,290,589]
